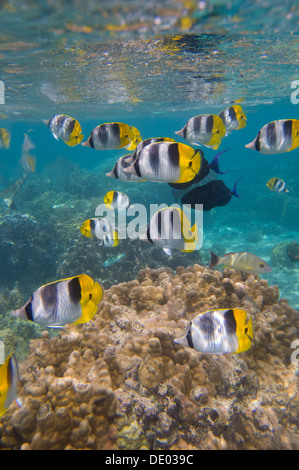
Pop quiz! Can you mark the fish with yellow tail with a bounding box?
[104,190,130,211]
[245,119,299,154]
[218,104,247,134]
[11,274,103,328]
[209,250,272,274]
[175,114,226,150]
[43,114,83,146]
[0,128,11,149]
[124,142,228,188]
[139,206,199,256]
[80,217,119,247]
[82,122,142,151]
[0,353,19,417]
[174,308,253,354]
[266,177,289,193]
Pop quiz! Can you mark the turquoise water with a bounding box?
[0,0,299,451]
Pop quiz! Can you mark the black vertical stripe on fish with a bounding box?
[97,124,108,146]
[89,133,94,148]
[206,115,214,134]
[283,119,293,140]
[266,121,277,147]
[68,276,82,304]
[25,297,33,322]
[183,125,187,139]
[157,210,162,238]
[228,106,237,121]
[113,163,118,179]
[277,180,284,191]
[7,356,15,387]
[199,314,214,336]
[57,115,67,128]
[192,115,202,132]
[41,283,57,311]
[67,119,76,135]
[224,309,237,334]
[112,191,118,203]
[90,219,95,232]
[134,157,142,177]
[168,143,180,169]
[146,226,154,244]
[186,324,194,348]
[255,131,261,151]
[148,145,160,175]
[111,123,120,139]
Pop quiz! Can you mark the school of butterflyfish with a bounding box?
[0,105,298,417]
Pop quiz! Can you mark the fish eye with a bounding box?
[189,161,192,167]
[259,262,265,268]
[245,327,248,334]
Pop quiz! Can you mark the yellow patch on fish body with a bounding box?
[0,128,11,149]
[11,274,103,327]
[43,114,83,147]
[174,308,253,354]
[0,353,18,417]
[175,114,226,150]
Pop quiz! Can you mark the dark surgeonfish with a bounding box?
[181,177,241,211]
[0,173,28,209]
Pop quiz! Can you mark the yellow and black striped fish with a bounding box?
[218,104,247,134]
[80,217,119,247]
[245,119,299,154]
[82,122,142,151]
[0,128,11,149]
[175,114,226,150]
[43,114,83,146]
[175,308,253,354]
[266,177,289,193]
[0,353,18,417]
[11,274,103,328]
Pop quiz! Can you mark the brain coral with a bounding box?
[0,264,299,450]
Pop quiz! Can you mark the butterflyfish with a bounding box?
[209,250,272,274]
[20,133,36,173]
[245,119,299,154]
[124,142,227,187]
[175,114,226,150]
[106,154,146,182]
[11,274,103,328]
[82,122,142,151]
[139,206,199,256]
[80,217,119,247]
[218,105,247,134]
[0,173,27,210]
[181,178,241,211]
[0,353,18,417]
[43,114,83,147]
[0,128,11,149]
[174,308,253,354]
[103,191,130,211]
[266,177,289,193]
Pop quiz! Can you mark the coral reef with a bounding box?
[0,264,298,450]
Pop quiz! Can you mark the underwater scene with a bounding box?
[0,0,299,452]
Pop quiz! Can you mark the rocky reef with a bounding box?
[0,264,298,450]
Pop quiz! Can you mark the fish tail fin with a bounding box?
[231,176,243,198]
[209,149,230,175]
[42,119,50,127]
[209,250,221,269]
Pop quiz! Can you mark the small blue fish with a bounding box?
[103,253,126,267]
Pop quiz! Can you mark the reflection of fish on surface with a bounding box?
[103,252,126,267]
[174,308,253,354]
[11,274,103,328]
[82,122,142,151]
[0,173,28,209]
[0,128,11,149]
[175,114,226,150]
[180,177,241,210]
[124,142,228,188]
[245,119,299,154]
[43,114,83,147]
[80,217,119,247]
[218,104,247,134]
[20,133,36,173]
[139,206,199,256]
[0,353,19,417]
[266,177,289,193]
[209,250,272,273]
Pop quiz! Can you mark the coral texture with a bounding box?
[0,264,298,450]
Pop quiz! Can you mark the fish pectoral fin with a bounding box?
[163,247,172,256]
